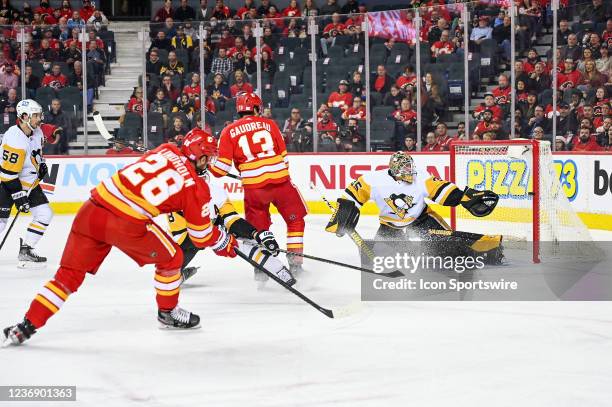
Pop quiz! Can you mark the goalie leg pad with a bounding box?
[326,198,360,237]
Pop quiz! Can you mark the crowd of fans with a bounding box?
[0,0,110,154]
[133,0,612,153]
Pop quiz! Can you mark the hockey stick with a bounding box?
[0,179,42,252]
[279,249,404,278]
[309,182,377,260]
[235,247,358,318]
[92,111,113,140]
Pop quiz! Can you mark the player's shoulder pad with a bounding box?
[1,126,29,150]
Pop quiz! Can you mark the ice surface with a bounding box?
[1,215,611,407]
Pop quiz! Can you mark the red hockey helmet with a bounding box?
[180,128,218,162]
[236,92,262,114]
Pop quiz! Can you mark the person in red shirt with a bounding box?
[434,122,455,151]
[182,73,201,98]
[327,80,353,110]
[372,65,393,94]
[423,131,442,151]
[105,137,135,155]
[282,0,301,17]
[210,93,308,277]
[154,0,174,22]
[473,109,495,137]
[266,6,285,31]
[236,0,255,19]
[572,127,603,151]
[3,131,238,345]
[396,65,417,92]
[557,58,583,90]
[321,13,345,56]
[79,0,96,21]
[431,30,455,59]
[492,74,511,107]
[230,71,254,97]
[227,37,247,60]
[473,93,504,122]
[318,110,339,145]
[41,64,68,90]
[522,48,541,74]
[593,103,610,128]
[35,0,54,17]
[391,98,417,129]
[342,96,366,121]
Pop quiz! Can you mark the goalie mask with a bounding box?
[389,151,417,183]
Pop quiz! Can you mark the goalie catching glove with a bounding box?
[325,198,360,237]
[460,187,499,217]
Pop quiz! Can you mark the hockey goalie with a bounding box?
[325,151,504,265]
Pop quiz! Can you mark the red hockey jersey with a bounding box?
[210,116,290,188]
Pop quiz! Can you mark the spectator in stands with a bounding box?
[197,0,211,21]
[162,17,177,38]
[560,34,582,61]
[0,63,18,91]
[218,27,235,50]
[150,31,172,52]
[257,0,273,16]
[431,30,454,60]
[434,122,454,151]
[212,0,231,19]
[262,107,273,119]
[62,39,82,68]
[166,116,189,143]
[578,48,596,73]
[348,71,364,97]
[514,60,529,84]
[403,136,417,152]
[423,132,440,151]
[321,13,345,56]
[336,118,363,152]
[24,66,40,99]
[526,105,551,135]
[473,109,495,138]
[493,15,512,62]
[372,65,393,95]
[150,88,172,126]
[302,0,319,17]
[106,136,134,155]
[44,99,70,154]
[581,60,609,91]
[384,85,403,109]
[126,87,145,116]
[236,0,254,19]
[230,70,253,97]
[513,109,529,138]
[282,107,306,149]
[35,0,53,17]
[557,19,572,46]
[456,122,466,140]
[572,127,603,151]
[42,63,68,90]
[327,80,353,110]
[473,93,503,122]
[67,10,85,30]
[596,45,611,74]
[580,0,611,24]
[557,58,582,91]
[556,102,579,138]
[183,73,200,97]
[173,93,196,120]
[160,50,185,78]
[175,0,196,21]
[86,40,106,83]
[154,0,174,22]
[211,48,233,79]
[80,0,96,21]
[260,49,276,79]
[320,0,340,16]
[88,10,109,32]
[526,62,551,94]
[146,49,163,76]
[207,72,231,104]
[470,16,492,50]
[160,75,180,102]
[283,0,301,17]
[69,61,95,111]
[172,25,194,52]
[35,38,59,63]
[391,98,417,147]
[317,109,338,151]
[555,136,567,151]
[342,96,366,121]
[0,88,18,115]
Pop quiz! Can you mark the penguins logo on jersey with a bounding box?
[384,193,415,219]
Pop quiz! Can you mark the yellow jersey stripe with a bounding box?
[35,294,59,313]
[112,174,160,217]
[155,287,180,296]
[95,183,149,221]
[45,282,68,300]
[241,169,289,185]
[238,155,284,171]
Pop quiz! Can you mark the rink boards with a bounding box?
[38,152,612,230]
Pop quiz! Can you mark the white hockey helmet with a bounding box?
[17,99,43,118]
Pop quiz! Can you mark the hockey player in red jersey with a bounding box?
[210,92,307,279]
[2,132,238,346]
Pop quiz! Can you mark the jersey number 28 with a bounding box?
[237,130,275,162]
[122,153,184,206]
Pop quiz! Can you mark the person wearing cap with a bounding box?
[557,58,583,90]
[469,16,492,47]
[106,136,134,155]
[473,93,503,121]
[327,80,354,111]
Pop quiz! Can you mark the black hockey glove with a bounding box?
[460,187,499,217]
[326,198,360,237]
[37,162,48,180]
[254,230,280,256]
[11,191,30,213]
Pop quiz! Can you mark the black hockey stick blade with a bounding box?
[235,247,336,318]
[280,249,405,278]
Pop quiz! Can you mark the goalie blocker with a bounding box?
[325,152,503,264]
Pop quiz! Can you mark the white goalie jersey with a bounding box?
[344,169,461,228]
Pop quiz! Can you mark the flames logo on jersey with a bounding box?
[384,193,415,219]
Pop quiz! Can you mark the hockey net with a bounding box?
[449,140,595,262]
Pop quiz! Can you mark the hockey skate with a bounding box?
[2,318,36,347]
[157,306,200,329]
[254,265,296,288]
[17,238,47,269]
[180,267,199,285]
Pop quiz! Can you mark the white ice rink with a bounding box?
[1,214,611,407]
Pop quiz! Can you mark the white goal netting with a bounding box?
[450,140,596,262]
